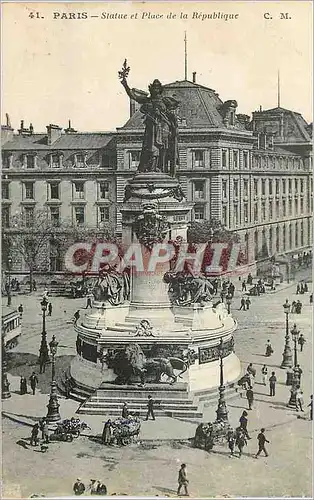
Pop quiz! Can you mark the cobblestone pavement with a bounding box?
[2,275,313,498]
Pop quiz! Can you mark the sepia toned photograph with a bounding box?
[1,2,313,498]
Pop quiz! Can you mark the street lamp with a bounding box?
[280,299,293,369]
[226,294,232,315]
[7,256,12,307]
[215,338,229,423]
[46,335,61,422]
[1,333,11,399]
[38,297,50,374]
[287,324,301,409]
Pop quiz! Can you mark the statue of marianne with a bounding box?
[119,60,180,177]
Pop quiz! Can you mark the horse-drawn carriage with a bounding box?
[194,420,233,452]
[111,417,141,446]
[51,418,90,442]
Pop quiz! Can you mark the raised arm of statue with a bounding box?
[120,79,148,104]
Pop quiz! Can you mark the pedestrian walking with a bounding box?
[296,389,304,412]
[89,479,100,495]
[310,294,313,304]
[145,395,156,421]
[296,300,302,314]
[227,429,236,456]
[122,402,129,419]
[247,363,256,378]
[239,297,246,310]
[298,334,306,352]
[33,279,37,292]
[245,297,251,310]
[265,340,274,357]
[242,280,247,292]
[18,304,24,318]
[73,310,80,325]
[43,289,49,299]
[296,283,300,295]
[41,419,49,443]
[102,419,113,445]
[30,422,40,446]
[177,463,189,496]
[47,302,52,316]
[269,371,277,396]
[247,273,253,285]
[246,387,254,410]
[29,372,39,395]
[86,293,93,309]
[20,376,27,394]
[308,395,313,421]
[254,428,269,458]
[235,427,247,458]
[73,479,85,496]
[261,365,268,386]
[239,410,251,440]
[291,301,297,313]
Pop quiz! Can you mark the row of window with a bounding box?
[1,152,112,169]
[221,178,308,200]
[2,205,110,228]
[2,181,111,201]
[252,155,305,171]
[254,219,311,257]
[221,197,307,227]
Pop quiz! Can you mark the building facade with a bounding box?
[1,77,312,274]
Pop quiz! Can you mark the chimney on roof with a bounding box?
[259,105,262,112]
[46,124,62,145]
[1,113,14,143]
[18,120,32,136]
[192,72,197,83]
[64,119,77,134]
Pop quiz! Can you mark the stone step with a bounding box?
[89,396,197,405]
[76,407,203,419]
[84,400,199,411]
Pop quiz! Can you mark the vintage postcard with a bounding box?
[1,1,313,498]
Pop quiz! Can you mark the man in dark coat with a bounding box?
[30,422,40,446]
[73,479,85,496]
[145,395,155,421]
[239,410,251,439]
[102,419,113,445]
[269,371,277,396]
[20,376,27,394]
[122,402,129,419]
[177,463,189,496]
[48,302,52,316]
[246,387,254,410]
[254,428,269,458]
[29,372,39,395]
[239,297,246,310]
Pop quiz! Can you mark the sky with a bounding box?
[2,1,313,133]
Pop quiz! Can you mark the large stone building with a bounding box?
[1,76,312,274]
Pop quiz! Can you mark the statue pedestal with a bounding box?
[173,303,224,330]
[82,303,129,329]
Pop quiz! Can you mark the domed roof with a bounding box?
[121,79,244,130]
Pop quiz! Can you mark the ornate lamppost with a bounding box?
[38,297,50,374]
[7,256,12,307]
[280,299,293,369]
[215,338,229,423]
[46,335,61,422]
[226,294,232,315]
[1,333,11,399]
[287,324,300,409]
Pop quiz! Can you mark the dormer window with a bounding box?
[74,152,87,168]
[50,153,62,168]
[230,110,235,126]
[2,152,12,168]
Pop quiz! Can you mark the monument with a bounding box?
[66,61,241,418]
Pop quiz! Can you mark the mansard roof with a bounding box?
[120,79,245,130]
[252,106,312,143]
[2,132,114,150]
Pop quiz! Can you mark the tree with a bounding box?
[186,218,246,274]
[3,209,118,291]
